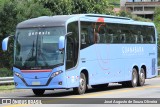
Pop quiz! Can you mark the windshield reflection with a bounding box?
[14,27,65,69]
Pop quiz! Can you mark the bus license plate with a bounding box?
[32,82,41,85]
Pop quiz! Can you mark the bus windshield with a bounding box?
[14,27,65,69]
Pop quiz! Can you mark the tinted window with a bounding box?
[80,21,155,47]
[66,21,79,70]
[81,22,94,49]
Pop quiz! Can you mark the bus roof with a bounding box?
[16,14,155,28]
[16,15,77,28]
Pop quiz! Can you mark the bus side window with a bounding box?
[115,30,121,43]
[102,34,106,43]
[150,35,154,43]
[88,27,94,44]
[81,28,90,48]
[80,22,96,49]
[112,34,118,43]
[148,27,155,44]
[99,33,106,43]
[140,35,143,43]
[113,35,117,43]
[120,34,126,43]
[81,32,86,44]
[106,28,114,43]
[134,35,138,43]
[106,34,113,43]
[94,31,100,43]
[97,33,100,43]
[98,26,106,43]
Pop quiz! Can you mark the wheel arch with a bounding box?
[133,65,139,74]
[80,69,89,85]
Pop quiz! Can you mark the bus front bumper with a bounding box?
[14,75,67,89]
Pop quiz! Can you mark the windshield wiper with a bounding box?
[25,40,35,61]
[37,49,49,67]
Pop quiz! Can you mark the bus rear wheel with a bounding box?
[138,68,145,86]
[73,73,87,95]
[129,68,138,87]
[91,83,109,89]
[32,89,45,96]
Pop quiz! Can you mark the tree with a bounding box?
[0,0,18,68]
[90,0,113,14]
[38,0,113,15]
[0,0,52,69]
[0,0,114,70]
[38,0,73,15]
[16,0,52,23]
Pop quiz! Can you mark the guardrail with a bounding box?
[0,77,14,85]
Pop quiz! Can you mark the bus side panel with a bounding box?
[79,44,157,86]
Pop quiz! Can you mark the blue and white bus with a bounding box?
[2,14,158,95]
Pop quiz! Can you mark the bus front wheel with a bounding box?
[73,73,87,94]
[32,89,45,96]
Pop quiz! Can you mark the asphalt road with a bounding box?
[0,77,160,107]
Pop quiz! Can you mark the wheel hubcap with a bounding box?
[133,72,137,85]
[80,78,85,90]
[140,73,145,83]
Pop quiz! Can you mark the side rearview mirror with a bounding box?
[2,35,14,51]
[2,37,9,51]
[58,32,72,50]
[58,36,65,50]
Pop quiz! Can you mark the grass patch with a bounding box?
[0,68,13,77]
[0,85,15,92]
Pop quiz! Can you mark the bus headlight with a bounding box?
[14,72,22,78]
[51,70,63,78]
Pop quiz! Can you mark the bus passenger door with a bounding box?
[66,21,79,88]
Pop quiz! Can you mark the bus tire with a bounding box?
[73,73,87,94]
[91,83,109,89]
[129,68,138,87]
[32,89,45,96]
[138,68,145,86]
